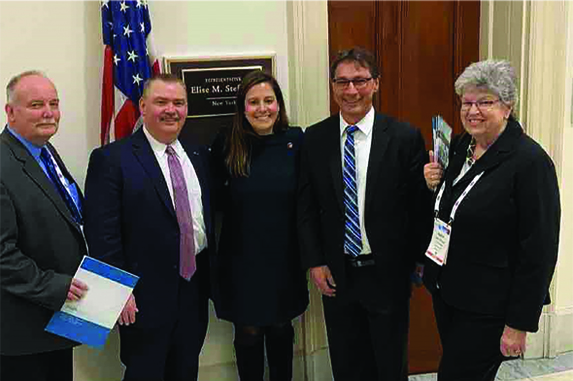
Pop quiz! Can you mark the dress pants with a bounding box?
[0,348,73,381]
[432,290,506,381]
[322,265,409,381]
[119,274,209,381]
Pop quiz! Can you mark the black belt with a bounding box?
[346,254,375,268]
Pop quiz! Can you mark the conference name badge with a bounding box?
[425,218,451,266]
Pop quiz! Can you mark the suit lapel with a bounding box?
[472,121,521,173]
[1,129,80,231]
[182,142,211,234]
[131,129,176,218]
[448,120,522,190]
[364,114,389,210]
[328,117,344,213]
[183,144,206,195]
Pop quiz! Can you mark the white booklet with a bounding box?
[432,115,453,169]
[45,256,139,348]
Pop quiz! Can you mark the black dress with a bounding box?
[211,127,309,326]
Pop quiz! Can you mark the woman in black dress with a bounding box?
[211,70,309,381]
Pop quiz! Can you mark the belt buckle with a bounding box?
[349,255,374,268]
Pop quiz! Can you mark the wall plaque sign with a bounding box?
[165,55,275,118]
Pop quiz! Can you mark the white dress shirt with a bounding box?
[339,107,375,255]
[143,127,207,254]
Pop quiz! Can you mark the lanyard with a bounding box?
[434,171,484,224]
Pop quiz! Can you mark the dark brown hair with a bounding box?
[330,47,379,80]
[226,70,289,177]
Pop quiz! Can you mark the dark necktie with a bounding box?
[343,125,362,257]
[40,147,83,225]
[166,145,196,281]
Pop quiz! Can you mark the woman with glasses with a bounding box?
[422,60,560,381]
[211,70,308,381]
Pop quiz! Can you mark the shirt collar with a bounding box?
[142,126,184,158]
[339,107,375,137]
[6,125,43,160]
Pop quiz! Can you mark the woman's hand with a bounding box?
[424,150,444,191]
[500,325,527,357]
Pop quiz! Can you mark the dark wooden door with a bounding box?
[328,1,480,374]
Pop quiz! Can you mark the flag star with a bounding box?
[123,25,133,37]
[127,50,138,62]
[120,1,130,12]
[113,54,121,65]
[101,0,109,8]
[140,22,145,33]
[136,0,143,8]
[113,33,117,39]
[107,21,114,28]
[133,73,143,86]
[146,47,149,56]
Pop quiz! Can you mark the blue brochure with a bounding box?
[45,256,138,348]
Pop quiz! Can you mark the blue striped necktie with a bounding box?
[40,147,83,225]
[343,125,362,257]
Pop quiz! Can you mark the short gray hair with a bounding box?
[6,70,48,104]
[455,60,518,108]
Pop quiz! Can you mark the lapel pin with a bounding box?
[287,142,293,149]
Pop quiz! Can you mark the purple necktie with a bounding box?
[166,145,196,281]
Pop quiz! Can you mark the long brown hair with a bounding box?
[226,70,289,177]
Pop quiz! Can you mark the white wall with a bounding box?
[553,1,573,349]
[0,1,102,189]
[0,1,292,380]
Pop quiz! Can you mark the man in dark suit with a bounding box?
[0,71,89,381]
[298,47,430,380]
[84,74,213,381]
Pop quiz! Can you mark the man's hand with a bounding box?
[310,265,336,297]
[118,294,138,326]
[66,278,89,301]
[424,150,444,191]
[500,325,527,357]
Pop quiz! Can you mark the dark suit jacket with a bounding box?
[298,113,430,300]
[84,128,213,328]
[423,118,560,332]
[0,127,86,355]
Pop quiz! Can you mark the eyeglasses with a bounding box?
[332,77,373,89]
[460,99,501,111]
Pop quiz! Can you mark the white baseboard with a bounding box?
[549,307,573,356]
[302,348,332,381]
[526,307,573,359]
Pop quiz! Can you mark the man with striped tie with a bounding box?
[1,71,88,381]
[298,47,430,381]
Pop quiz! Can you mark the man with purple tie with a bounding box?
[84,74,213,381]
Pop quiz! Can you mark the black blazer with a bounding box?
[423,118,560,332]
[297,113,430,300]
[84,128,213,328]
[0,128,86,355]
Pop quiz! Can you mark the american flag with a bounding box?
[100,0,160,145]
